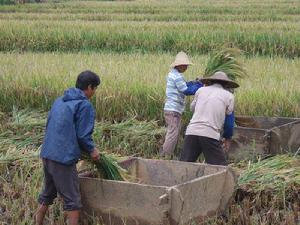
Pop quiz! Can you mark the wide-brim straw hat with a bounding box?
[200,71,239,88]
[170,51,193,68]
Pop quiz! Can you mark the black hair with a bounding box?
[76,70,100,90]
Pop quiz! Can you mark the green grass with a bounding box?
[0,0,300,56]
[0,52,300,121]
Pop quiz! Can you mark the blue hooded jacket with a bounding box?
[40,88,95,165]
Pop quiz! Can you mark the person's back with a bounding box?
[186,84,234,141]
[180,71,239,165]
[41,88,95,165]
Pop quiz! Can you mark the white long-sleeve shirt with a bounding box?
[185,84,234,140]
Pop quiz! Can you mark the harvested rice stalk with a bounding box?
[235,155,300,219]
[0,148,126,181]
[238,154,300,192]
[0,152,39,164]
[94,118,165,157]
[81,152,125,181]
[204,48,247,81]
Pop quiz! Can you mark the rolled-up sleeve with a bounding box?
[75,102,95,153]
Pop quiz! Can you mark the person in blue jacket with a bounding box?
[34,70,101,225]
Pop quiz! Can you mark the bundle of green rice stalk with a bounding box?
[204,48,247,81]
[81,152,126,181]
[236,154,300,209]
[238,154,300,191]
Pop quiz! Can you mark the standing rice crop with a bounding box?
[0,20,299,57]
[1,52,300,120]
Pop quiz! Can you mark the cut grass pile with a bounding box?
[238,154,300,192]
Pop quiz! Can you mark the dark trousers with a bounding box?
[180,135,227,166]
[38,159,82,211]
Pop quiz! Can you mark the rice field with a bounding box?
[0,52,300,121]
[1,20,300,57]
[0,0,300,56]
[0,0,300,224]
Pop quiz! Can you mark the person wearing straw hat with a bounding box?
[180,71,239,165]
[160,51,202,157]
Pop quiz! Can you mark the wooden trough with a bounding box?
[229,116,300,161]
[79,158,236,225]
